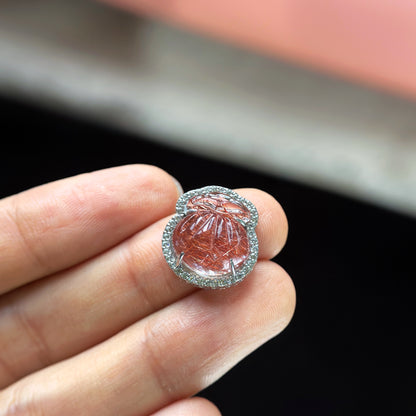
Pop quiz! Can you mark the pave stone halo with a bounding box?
[162,186,259,289]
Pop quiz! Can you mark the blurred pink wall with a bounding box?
[102,0,416,99]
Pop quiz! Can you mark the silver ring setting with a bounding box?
[162,186,259,289]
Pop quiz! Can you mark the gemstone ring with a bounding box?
[162,186,259,289]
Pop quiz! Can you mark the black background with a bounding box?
[1,95,415,415]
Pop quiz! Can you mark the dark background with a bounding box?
[1,95,415,415]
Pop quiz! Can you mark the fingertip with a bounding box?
[236,188,289,259]
[228,260,296,337]
[262,261,297,332]
[120,164,181,203]
[150,397,221,416]
[170,176,184,197]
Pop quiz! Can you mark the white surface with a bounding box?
[0,0,415,216]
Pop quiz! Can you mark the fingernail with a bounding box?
[171,176,183,196]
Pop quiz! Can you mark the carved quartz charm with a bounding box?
[162,186,259,289]
[172,193,250,277]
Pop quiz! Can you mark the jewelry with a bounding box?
[162,186,259,289]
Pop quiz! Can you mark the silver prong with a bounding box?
[185,208,197,215]
[230,259,236,278]
[176,252,185,268]
[234,217,248,227]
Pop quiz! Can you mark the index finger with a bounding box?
[0,165,181,295]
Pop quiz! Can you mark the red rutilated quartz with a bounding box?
[172,193,250,278]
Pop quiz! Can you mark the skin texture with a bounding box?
[0,165,295,416]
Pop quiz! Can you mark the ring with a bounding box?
[162,186,259,289]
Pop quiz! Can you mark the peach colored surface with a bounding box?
[102,0,416,99]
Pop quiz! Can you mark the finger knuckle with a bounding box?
[13,303,52,369]
[6,199,47,272]
[140,318,184,400]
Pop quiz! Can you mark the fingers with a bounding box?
[0,261,295,416]
[0,188,288,387]
[150,398,221,416]
[0,165,181,294]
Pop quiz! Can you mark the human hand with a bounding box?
[0,165,295,415]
